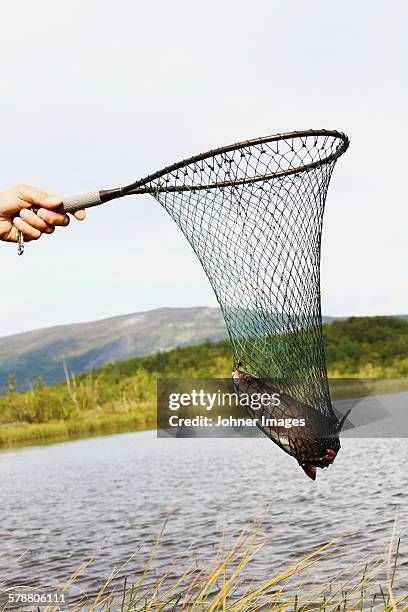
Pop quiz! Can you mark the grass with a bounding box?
[2,520,405,611]
[0,407,155,447]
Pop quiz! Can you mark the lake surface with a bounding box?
[0,409,407,606]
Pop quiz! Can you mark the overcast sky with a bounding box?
[1,0,406,337]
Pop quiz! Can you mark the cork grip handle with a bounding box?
[60,191,102,213]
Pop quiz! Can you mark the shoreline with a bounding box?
[0,414,156,450]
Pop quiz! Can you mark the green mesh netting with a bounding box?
[140,130,349,471]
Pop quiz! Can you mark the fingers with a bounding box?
[16,204,86,242]
[12,206,85,244]
[13,216,43,242]
[34,207,86,227]
[36,207,70,227]
[73,209,86,221]
[19,208,55,234]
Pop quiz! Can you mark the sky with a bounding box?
[0,0,407,337]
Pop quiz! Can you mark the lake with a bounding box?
[0,406,407,606]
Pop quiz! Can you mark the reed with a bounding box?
[10,522,403,611]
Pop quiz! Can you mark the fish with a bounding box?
[232,367,340,480]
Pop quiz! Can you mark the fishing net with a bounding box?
[147,130,349,468]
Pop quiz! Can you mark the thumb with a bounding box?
[15,184,62,209]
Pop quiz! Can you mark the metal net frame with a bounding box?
[135,130,349,466]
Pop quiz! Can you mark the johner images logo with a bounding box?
[163,387,306,430]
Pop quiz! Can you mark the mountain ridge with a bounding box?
[0,307,227,391]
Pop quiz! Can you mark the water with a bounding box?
[0,428,407,605]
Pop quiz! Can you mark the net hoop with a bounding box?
[123,129,349,195]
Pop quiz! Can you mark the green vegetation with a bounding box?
[325,316,408,377]
[0,316,407,447]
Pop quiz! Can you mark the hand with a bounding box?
[0,184,86,243]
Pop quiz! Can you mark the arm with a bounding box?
[0,184,85,243]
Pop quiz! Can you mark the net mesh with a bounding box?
[144,131,349,467]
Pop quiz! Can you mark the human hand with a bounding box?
[0,184,86,243]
